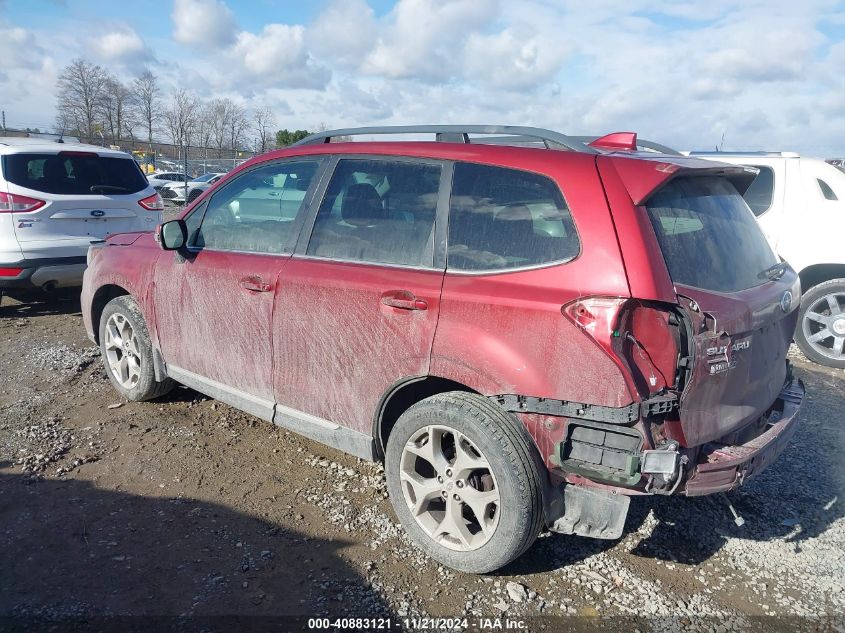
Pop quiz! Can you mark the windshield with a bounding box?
[645,176,779,293]
[191,173,219,183]
[3,152,148,195]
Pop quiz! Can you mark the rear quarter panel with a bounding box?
[431,152,635,407]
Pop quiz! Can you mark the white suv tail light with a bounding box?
[0,192,46,213]
[138,192,164,211]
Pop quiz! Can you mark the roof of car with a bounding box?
[0,136,131,157]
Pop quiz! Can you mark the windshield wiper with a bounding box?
[757,261,787,281]
[89,184,128,193]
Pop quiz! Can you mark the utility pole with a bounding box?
[1,111,6,134]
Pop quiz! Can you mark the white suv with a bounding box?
[695,151,845,368]
[0,137,163,299]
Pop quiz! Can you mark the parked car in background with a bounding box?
[160,172,226,204]
[83,126,803,573]
[694,151,845,368]
[0,137,163,301]
[147,171,187,191]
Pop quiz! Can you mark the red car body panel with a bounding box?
[272,257,443,435]
[154,248,284,402]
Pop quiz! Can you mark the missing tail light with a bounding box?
[562,296,626,346]
[563,297,637,395]
[563,297,682,401]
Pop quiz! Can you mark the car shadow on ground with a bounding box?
[503,361,844,574]
[0,291,82,317]
[0,463,393,630]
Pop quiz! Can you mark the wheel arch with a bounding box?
[90,284,131,344]
[798,263,845,294]
[372,375,479,461]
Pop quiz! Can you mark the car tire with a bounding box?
[794,278,845,369]
[187,190,201,203]
[99,296,176,401]
[385,391,544,574]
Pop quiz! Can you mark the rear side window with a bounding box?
[447,163,579,271]
[645,176,779,293]
[3,153,148,195]
[742,165,774,216]
[306,158,440,267]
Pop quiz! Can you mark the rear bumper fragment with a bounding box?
[683,378,804,496]
[0,256,87,290]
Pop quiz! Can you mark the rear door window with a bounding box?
[645,176,779,292]
[3,152,148,195]
[306,158,440,267]
[447,163,579,271]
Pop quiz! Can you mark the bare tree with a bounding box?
[132,70,160,145]
[163,89,199,157]
[253,105,276,153]
[227,103,248,154]
[194,101,215,154]
[54,110,74,138]
[56,58,108,140]
[207,98,231,158]
[99,75,135,143]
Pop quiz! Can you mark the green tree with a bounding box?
[275,129,310,147]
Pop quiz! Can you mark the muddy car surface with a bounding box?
[81,125,804,573]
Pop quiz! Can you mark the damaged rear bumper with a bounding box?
[683,377,804,497]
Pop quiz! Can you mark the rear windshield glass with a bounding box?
[645,176,779,293]
[2,152,148,195]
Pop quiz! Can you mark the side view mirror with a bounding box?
[157,219,187,250]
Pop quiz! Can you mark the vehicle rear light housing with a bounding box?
[0,267,24,277]
[563,297,681,401]
[138,192,164,211]
[0,192,46,213]
[562,296,640,398]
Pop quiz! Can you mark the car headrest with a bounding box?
[341,183,384,226]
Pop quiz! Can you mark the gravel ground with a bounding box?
[0,294,843,633]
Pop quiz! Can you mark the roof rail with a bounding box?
[689,150,800,158]
[292,125,599,154]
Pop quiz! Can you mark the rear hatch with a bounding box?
[3,150,158,244]
[642,174,800,446]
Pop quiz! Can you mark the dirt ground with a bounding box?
[1,293,843,633]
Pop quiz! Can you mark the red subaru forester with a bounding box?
[82,126,804,573]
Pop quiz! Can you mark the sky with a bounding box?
[2,0,845,155]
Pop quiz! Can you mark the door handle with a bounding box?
[239,276,272,292]
[381,290,428,311]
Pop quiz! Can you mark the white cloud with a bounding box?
[91,27,149,63]
[307,0,377,68]
[0,25,44,72]
[362,0,500,81]
[463,25,570,89]
[229,23,331,90]
[172,0,237,48]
